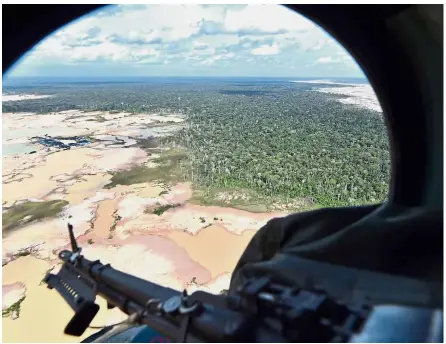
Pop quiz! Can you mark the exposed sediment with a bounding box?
[2,110,282,343]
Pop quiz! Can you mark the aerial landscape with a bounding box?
[2,4,389,343]
[2,77,389,342]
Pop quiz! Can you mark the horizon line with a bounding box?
[4,75,368,79]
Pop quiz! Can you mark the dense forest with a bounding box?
[3,78,390,207]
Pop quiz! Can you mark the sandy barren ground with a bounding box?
[2,94,52,102]
[290,80,382,113]
[2,109,284,342]
[316,85,382,113]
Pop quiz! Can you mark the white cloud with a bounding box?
[200,55,222,65]
[308,39,329,51]
[316,56,333,64]
[192,41,208,49]
[200,51,236,65]
[224,5,314,34]
[313,51,355,66]
[251,44,280,56]
[8,4,365,78]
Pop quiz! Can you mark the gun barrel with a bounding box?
[92,260,178,305]
[56,250,286,342]
[61,250,178,304]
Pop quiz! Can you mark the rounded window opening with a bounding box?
[2,5,389,342]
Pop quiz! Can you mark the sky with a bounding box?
[7,4,366,78]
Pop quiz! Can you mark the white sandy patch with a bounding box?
[3,112,90,143]
[2,220,63,263]
[102,112,131,120]
[81,111,104,116]
[89,114,155,128]
[170,211,223,234]
[116,195,162,220]
[60,193,112,232]
[100,137,137,148]
[107,182,165,199]
[2,282,26,311]
[167,205,276,235]
[116,204,276,237]
[86,191,116,203]
[149,114,185,123]
[317,85,382,112]
[2,94,52,102]
[65,112,184,137]
[115,214,161,238]
[116,209,210,236]
[134,183,165,198]
[290,80,382,112]
[92,135,136,146]
[290,79,359,85]
[88,147,148,172]
[57,109,84,115]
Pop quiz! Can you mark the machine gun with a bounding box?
[43,224,372,343]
